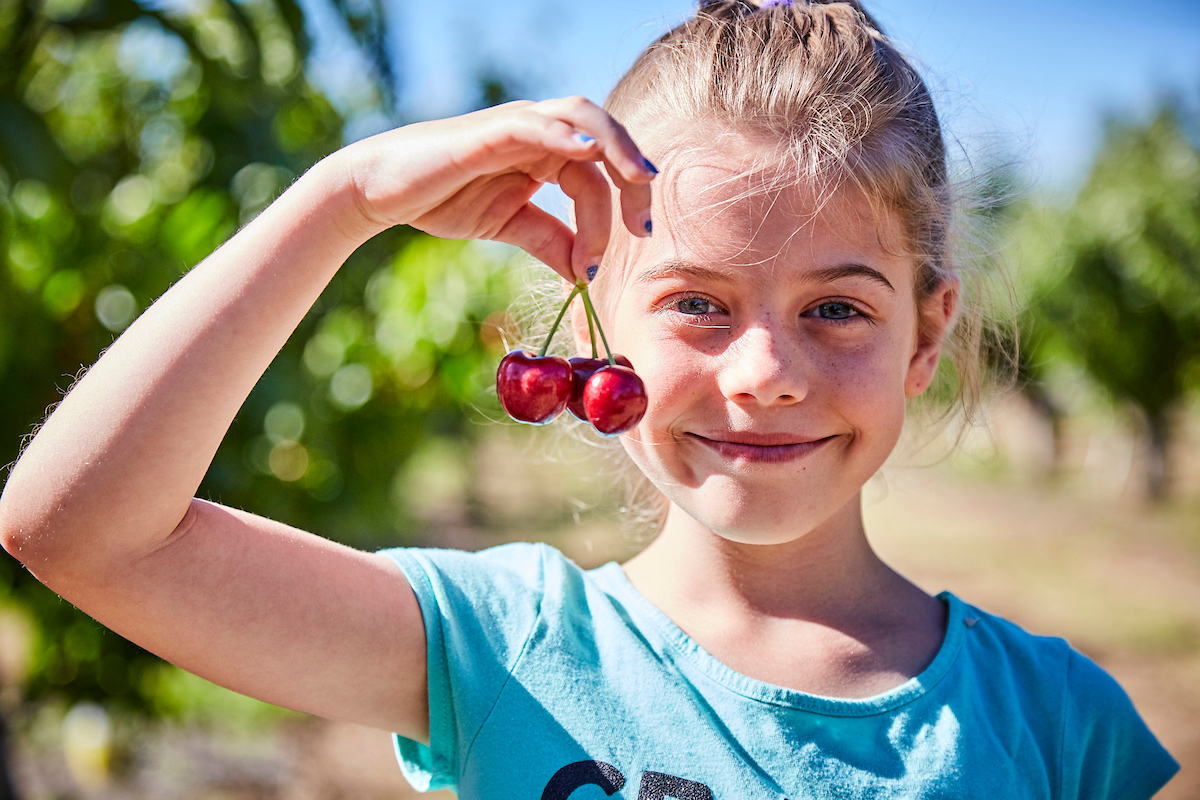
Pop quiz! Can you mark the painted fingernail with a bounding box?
[586,265,599,282]
[575,133,597,144]
[642,157,659,174]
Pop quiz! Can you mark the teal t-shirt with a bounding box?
[380,542,1178,799]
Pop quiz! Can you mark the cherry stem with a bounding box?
[580,287,615,366]
[586,297,597,359]
[539,284,581,357]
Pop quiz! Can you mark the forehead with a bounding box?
[622,129,910,276]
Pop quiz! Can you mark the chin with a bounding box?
[667,479,838,547]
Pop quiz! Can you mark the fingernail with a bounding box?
[642,157,658,174]
[586,265,599,282]
[644,218,653,235]
[575,133,597,144]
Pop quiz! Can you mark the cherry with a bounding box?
[567,354,633,421]
[496,350,572,425]
[583,365,648,436]
[494,280,649,433]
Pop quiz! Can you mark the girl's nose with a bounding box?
[716,325,807,407]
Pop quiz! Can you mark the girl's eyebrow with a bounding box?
[635,260,895,293]
[812,264,895,293]
[635,260,739,285]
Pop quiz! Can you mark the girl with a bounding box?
[0,0,1179,797]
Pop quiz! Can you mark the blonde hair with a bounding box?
[526,0,1009,535]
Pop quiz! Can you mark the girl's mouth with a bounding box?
[687,432,837,464]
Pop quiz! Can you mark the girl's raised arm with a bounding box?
[0,98,654,741]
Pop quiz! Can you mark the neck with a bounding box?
[623,492,918,632]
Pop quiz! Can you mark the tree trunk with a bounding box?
[0,705,20,800]
[1022,381,1068,480]
[1145,409,1173,504]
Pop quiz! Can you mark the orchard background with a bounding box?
[1,0,1198,797]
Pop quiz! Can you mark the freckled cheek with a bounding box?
[635,350,709,431]
[609,317,702,427]
[816,339,910,431]
[621,357,709,488]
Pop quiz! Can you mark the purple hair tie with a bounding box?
[759,0,793,7]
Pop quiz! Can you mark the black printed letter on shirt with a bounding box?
[637,771,714,800]
[541,761,627,800]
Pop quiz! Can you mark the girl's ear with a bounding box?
[904,274,959,397]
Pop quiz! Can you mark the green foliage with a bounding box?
[0,0,520,715]
[139,664,297,730]
[1011,97,1200,497]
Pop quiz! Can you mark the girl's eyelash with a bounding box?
[656,295,731,329]
[656,294,726,316]
[804,299,875,325]
[656,295,874,327]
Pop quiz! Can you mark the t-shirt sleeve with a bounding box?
[1060,648,1179,799]
[377,542,551,793]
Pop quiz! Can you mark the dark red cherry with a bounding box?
[582,365,647,435]
[567,354,633,420]
[496,350,572,425]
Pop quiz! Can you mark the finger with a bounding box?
[448,100,655,242]
[602,160,655,238]
[452,110,603,179]
[530,96,658,186]
[556,159,613,282]
[491,203,577,283]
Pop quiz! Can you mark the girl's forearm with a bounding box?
[0,151,376,577]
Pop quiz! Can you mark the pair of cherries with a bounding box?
[496,281,648,436]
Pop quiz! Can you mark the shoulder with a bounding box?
[1057,647,1179,798]
[944,594,1179,799]
[380,539,575,587]
[946,594,1075,693]
[949,595,1133,714]
[376,541,592,621]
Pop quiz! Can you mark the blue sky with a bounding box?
[308,0,1199,194]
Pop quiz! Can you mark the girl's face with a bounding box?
[595,135,954,546]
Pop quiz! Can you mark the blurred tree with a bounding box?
[0,0,517,729]
[1015,97,1200,501]
[0,707,13,800]
[969,161,1070,476]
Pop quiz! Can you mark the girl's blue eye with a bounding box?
[675,297,718,315]
[814,301,859,320]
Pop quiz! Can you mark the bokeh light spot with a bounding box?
[303,332,345,377]
[107,175,155,225]
[330,363,372,409]
[264,402,305,443]
[268,440,309,482]
[94,284,137,331]
[13,180,52,220]
[42,270,85,319]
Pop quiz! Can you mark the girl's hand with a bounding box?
[339,97,656,283]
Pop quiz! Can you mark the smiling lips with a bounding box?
[689,431,836,464]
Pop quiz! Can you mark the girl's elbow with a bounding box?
[0,486,32,560]
[0,488,77,576]
[0,504,49,570]
[0,516,25,562]
[0,510,48,572]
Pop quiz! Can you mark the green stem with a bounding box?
[540,284,581,357]
[580,288,614,366]
[586,296,597,359]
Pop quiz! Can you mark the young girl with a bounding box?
[0,0,1179,797]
